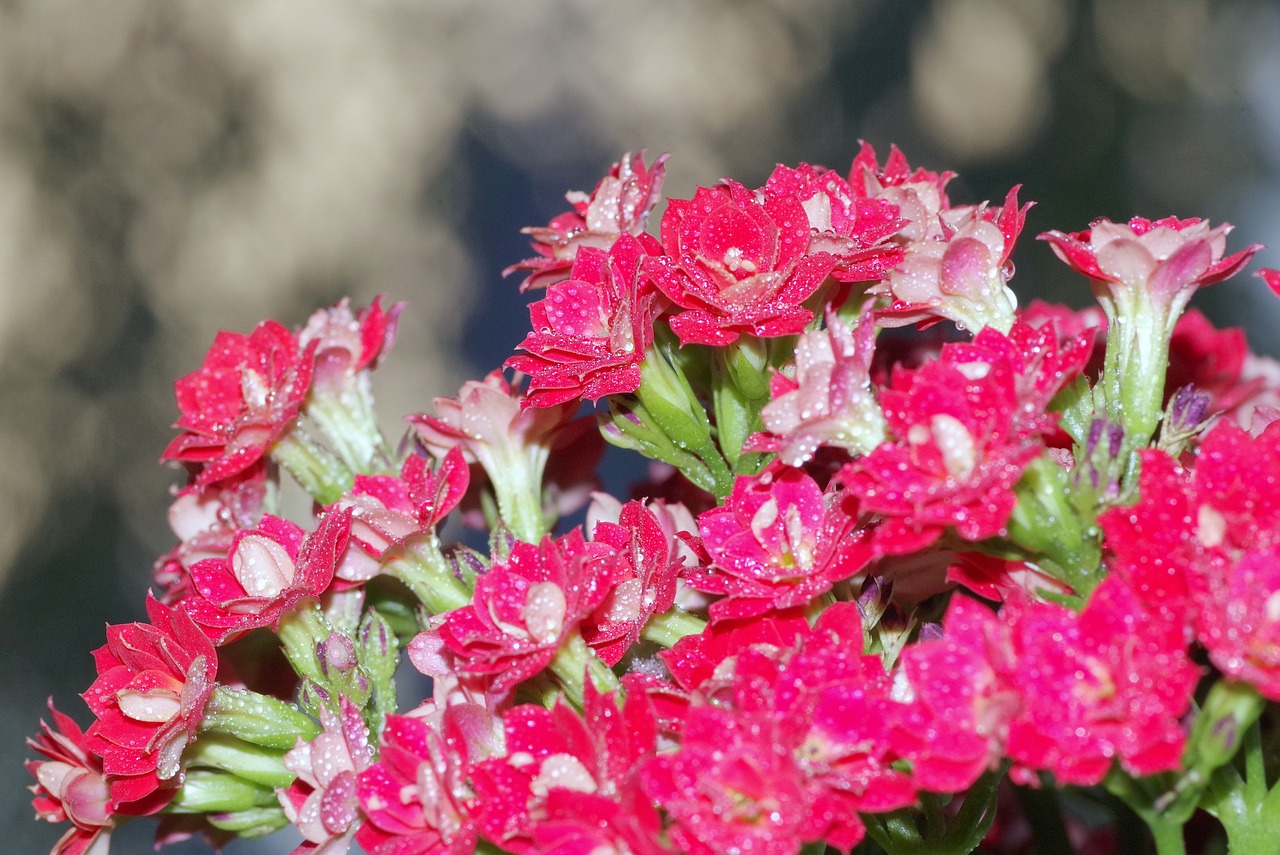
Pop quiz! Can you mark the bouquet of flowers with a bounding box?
[25,145,1280,855]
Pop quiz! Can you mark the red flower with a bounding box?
[690,466,871,621]
[472,689,662,855]
[506,151,668,291]
[583,501,683,665]
[333,448,469,584]
[647,178,836,346]
[891,595,1020,793]
[842,323,1079,554]
[162,319,315,489]
[430,531,620,694]
[1001,576,1197,785]
[760,162,904,283]
[81,596,218,813]
[356,712,477,855]
[182,509,351,643]
[299,294,405,388]
[507,234,660,408]
[26,701,116,855]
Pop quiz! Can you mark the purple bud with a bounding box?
[320,633,358,674]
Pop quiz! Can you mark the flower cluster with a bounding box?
[26,146,1280,855]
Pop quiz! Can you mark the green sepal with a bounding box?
[200,685,319,751]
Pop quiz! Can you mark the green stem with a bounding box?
[547,631,620,709]
[641,607,707,647]
[382,536,473,614]
[1148,816,1188,855]
[271,427,353,504]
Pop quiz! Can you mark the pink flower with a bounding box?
[410,370,586,538]
[152,465,270,604]
[1198,544,1280,700]
[507,234,660,408]
[182,510,351,643]
[891,595,1020,792]
[1001,576,1197,785]
[1040,216,1259,310]
[690,466,872,621]
[848,142,956,241]
[356,712,478,855]
[641,704,813,855]
[751,308,886,465]
[333,448,469,583]
[299,295,405,389]
[472,689,662,855]
[647,178,837,346]
[81,596,218,813]
[841,323,1078,554]
[506,151,668,291]
[430,531,619,695]
[26,701,115,855]
[279,698,375,855]
[583,500,683,665]
[162,319,315,489]
[760,162,905,283]
[870,188,1029,334]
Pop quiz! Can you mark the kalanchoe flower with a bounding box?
[182,509,351,643]
[870,188,1030,334]
[507,234,660,408]
[1001,575,1198,785]
[1040,215,1261,445]
[689,465,872,621]
[891,595,1020,793]
[332,447,469,584]
[841,322,1082,555]
[26,701,115,855]
[153,464,271,603]
[278,697,375,855]
[506,151,668,291]
[761,162,905,283]
[82,596,219,814]
[471,687,663,855]
[749,307,886,465]
[427,530,620,695]
[162,319,316,489]
[647,177,837,346]
[584,500,683,665]
[848,142,956,238]
[356,711,478,855]
[299,295,405,390]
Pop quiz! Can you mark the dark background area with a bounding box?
[3,1,1279,851]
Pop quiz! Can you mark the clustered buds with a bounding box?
[24,146,1280,855]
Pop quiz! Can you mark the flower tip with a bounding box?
[1256,267,1280,296]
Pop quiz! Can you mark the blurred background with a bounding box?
[3,1,1279,851]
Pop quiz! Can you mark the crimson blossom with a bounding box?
[181,509,351,643]
[688,465,871,622]
[506,150,668,291]
[427,530,620,695]
[81,596,219,814]
[646,177,837,346]
[162,319,315,489]
[507,233,661,408]
[356,712,479,855]
[26,702,115,855]
[841,320,1087,555]
[331,447,469,584]
[471,687,665,855]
